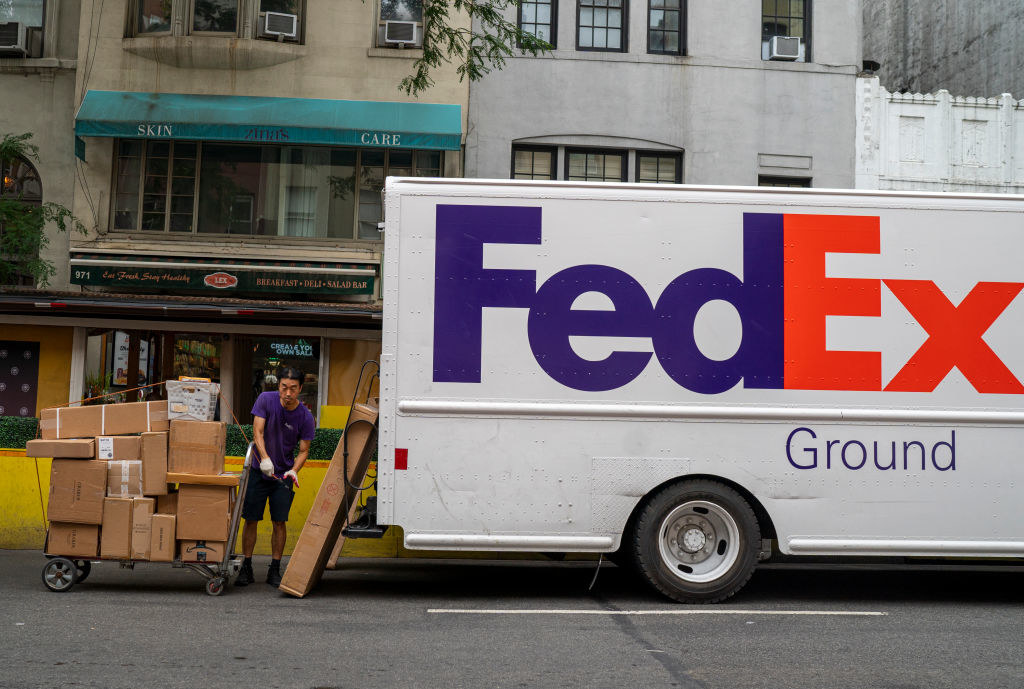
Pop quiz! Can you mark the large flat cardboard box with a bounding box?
[27,439,95,459]
[107,460,143,498]
[39,401,168,439]
[176,484,231,541]
[178,540,225,563]
[130,498,155,560]
[167,420,225,475]
[156,491,178,516]
[96,435,141,461]
[45,522,100,558]
[150,514,175,562]
[100,497,133,559]
[167,472,239,486]
[140,432,169,496]
[47,460,107,524]
[279,402,378,597]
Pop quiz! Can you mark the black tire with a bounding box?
[74,560,91,584]
[633,480,760,603]
[205,577,225,596]
[41,558,77,593]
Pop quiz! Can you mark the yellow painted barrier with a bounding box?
[0,450,397,557]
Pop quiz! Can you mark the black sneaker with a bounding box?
[266,563,282,587]
[235,560,254,587]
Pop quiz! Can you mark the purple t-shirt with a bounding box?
[251,391,316,479]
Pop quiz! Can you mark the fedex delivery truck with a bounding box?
[374,178,1024,602]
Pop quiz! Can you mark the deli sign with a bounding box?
[71,262,374,295]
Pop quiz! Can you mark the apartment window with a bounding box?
[257,0,302,41]
[648,0,683,55]
[566,149,627,182]
[519,0,555,45]
[511,146,557,180]
[377,0,424,47]
[761,0,808,62]
[577,0,625,52]
[132,1,303,40]
[0,0,44,57]
[637,152,682,183]
[758,175,810,187]
[113,140,440,240]
[136,0,172,34]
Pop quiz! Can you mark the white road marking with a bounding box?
[428,609,887,616]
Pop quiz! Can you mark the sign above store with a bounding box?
[75,91,463,151]
[69,255,376,296]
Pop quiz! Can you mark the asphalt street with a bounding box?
[0,549,1022,689]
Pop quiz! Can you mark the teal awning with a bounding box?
[74,91,463,151]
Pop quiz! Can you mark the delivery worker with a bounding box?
[236,367,316,587]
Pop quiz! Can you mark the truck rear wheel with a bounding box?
[633,480,760,603]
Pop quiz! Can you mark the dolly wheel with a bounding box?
[42,558,77,592]
[205,577,225,596]
[74,560,92,584]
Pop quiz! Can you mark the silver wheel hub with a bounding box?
[658,500,742,583]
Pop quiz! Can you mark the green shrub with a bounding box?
[1,416,347,460]
[0,416,39,449]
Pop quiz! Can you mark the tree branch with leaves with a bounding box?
[399,0,552,95]
[0,132,86,288]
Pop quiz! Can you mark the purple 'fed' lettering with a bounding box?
[433,205,541,383]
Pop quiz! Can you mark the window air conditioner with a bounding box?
[384,20,418,45]
[0,22,27,56]
[768,35,801,61]
[259,12,298,39]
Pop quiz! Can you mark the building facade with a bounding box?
[862,0,1024,99]
[467,0,862,188]
[0,0,470,426]
[0,0,80,291]
[856,77,1024,193]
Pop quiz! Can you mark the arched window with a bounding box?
[1,157,42,201]
[1,156,43,287]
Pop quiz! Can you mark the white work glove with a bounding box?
[282,469,300,488]
[259,457,275,477]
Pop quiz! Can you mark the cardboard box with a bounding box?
[140,431,169,496]
[96,435,141,461]
[47,460,108,524]
[150,514,176,562]
[178,540,226,563]
[39,401,169,440]
[176,484,231,541]
[168,420,226,475]
[156,491,178,516]
[45,522,100,558]
[279,402,378,597]
[107,460,143,498]
[130,497,155,560]
[26,438,95,459]
[100,497,133,559]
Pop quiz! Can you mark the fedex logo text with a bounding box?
[432,205,1024,394]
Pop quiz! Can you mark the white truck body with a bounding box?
[377,178,1024,567]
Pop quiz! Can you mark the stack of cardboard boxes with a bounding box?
[32,385,234,565]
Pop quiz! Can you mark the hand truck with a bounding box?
[42,443,255,596]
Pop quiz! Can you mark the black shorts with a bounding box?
[242,468,295,523]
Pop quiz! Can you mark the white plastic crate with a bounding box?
[166,380,221,422]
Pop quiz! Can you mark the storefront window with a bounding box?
[114,141,440,239]
[235,335,320,421]
[83,330,221,406]
[84,329,166,403]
